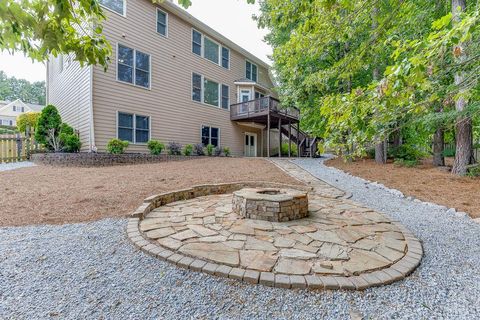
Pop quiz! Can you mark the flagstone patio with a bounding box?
[127,160,422,290]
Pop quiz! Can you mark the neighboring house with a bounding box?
[0,99,44,127]
[47,0,311,156]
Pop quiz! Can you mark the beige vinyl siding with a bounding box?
[47,56,92,151]
[91,0,274,155]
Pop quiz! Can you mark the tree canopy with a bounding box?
[0,71,45,105]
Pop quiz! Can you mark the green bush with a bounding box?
[280,142,298,156]
[442,148,456,157]
[147,140,165,155]
[366,148,376,159]
[223,147,231,157]
[394,159,418,167]
[206,144,214,156]
[167,142,182,155]
[467,165,480,178]
[183,144,193,156]
[107,138,129,154]
[61,134,82,152]
[35,104,62,151]
[390,144,424,162]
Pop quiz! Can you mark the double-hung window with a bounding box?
[117,44,150,89]
[246,60,258,82]
[157,9,168,36]
[99,0,125,16]
[201,126,219,147]
[118,112,150,144]
[192,73,229,109]
[192,30,229,69]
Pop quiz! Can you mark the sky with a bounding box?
[0,0,271,83]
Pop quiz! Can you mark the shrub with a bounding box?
[183,144,193,156]
[107,138,129,154]
[390,144,424,162]
[442,148,456,157]
[206,144,214,156]
[214,146,222,156]
[223,147,231,157]
[366,148,376,159]
[147,140,165,155]
[467,165,480,178]
[61,134,82,152]
[193,143,205,156]
[35,105,62,151]
[16,112,40,133]
[280,142,298,156]
[167,141,182,155]
[394,159,418,167]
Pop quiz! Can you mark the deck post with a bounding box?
[278,117,282,157]
[296,122,300,158]
[288,121,291,157]
[267,112,270,157]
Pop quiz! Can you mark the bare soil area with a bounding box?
[326,157,480,218]
[0,158,301,227]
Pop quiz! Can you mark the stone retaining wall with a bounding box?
[30,152,203,167]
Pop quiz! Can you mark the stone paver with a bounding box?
[128,160,423,290]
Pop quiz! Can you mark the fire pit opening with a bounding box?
[232,187,309,222]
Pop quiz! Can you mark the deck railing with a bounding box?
[230,96,299,120]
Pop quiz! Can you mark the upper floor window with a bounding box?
[255,91,265,99]
[192,73,229,109]
[157,9,168,36]
[118,112,150,144]
[192,29,229,69]
[246,60,258,82]
[192,30,202,56]
[117,44,150,89]
[99,0,125,16]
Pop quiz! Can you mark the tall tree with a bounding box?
[0,71,45,105]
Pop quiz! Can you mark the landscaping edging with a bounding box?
[30,152,205,167]
[126,178,423,291]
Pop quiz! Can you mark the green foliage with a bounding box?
[167,142,182,155]
[0,71,45,105]
[183,144,193,156]
[147,140,165,155]
[61,133,81,152]
[16,112,40,132]
[394,159,419,168]
[106,139,129,154]
[466,165,480,178]
[223,147,231,157]
[206,144,214,156]
[193,143,205,156]
[443,148,456,157]
[280,142,298,156]
[35,105,62,150]
[389,145,425,162]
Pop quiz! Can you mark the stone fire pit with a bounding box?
[232,187,308,222]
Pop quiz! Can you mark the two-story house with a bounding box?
[0,99,44,127]
[47,0,308,157]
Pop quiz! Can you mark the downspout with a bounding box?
[89,65,96,152]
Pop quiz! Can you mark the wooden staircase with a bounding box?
[279,123,319,158]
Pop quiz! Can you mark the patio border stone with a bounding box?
[126,169,423,290]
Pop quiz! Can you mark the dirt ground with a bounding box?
[326,157,480,218]
[0,158,301,227]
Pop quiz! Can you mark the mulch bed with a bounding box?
[0,158,302,227]
[326,157,480,218]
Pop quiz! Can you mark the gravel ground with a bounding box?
[1,157,479,319]
[0,161,35,172]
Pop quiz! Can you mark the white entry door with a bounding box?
[240,90,251,114]
[244,132,257,157]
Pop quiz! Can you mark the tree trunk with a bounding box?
[433,127,445,166]
[392,128,402,148]
[451,0,473,175]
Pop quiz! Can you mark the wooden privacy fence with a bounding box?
[0,134,41,163]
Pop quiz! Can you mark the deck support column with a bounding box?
[267,112,270,157]
[288,121,292,157]
[278,117,282,157]
[297,122,300,158]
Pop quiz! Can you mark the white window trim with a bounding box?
[99,0,127,17]
[191,28,230,70]
[200,125,221,147]
[246,60,258,82]
[156,8,168,38]
[116,111,151,145]
[116,43,152,90]
[191,72,230,111]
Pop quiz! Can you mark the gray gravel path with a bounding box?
[0,161,35,172]
[1,157,479,319]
